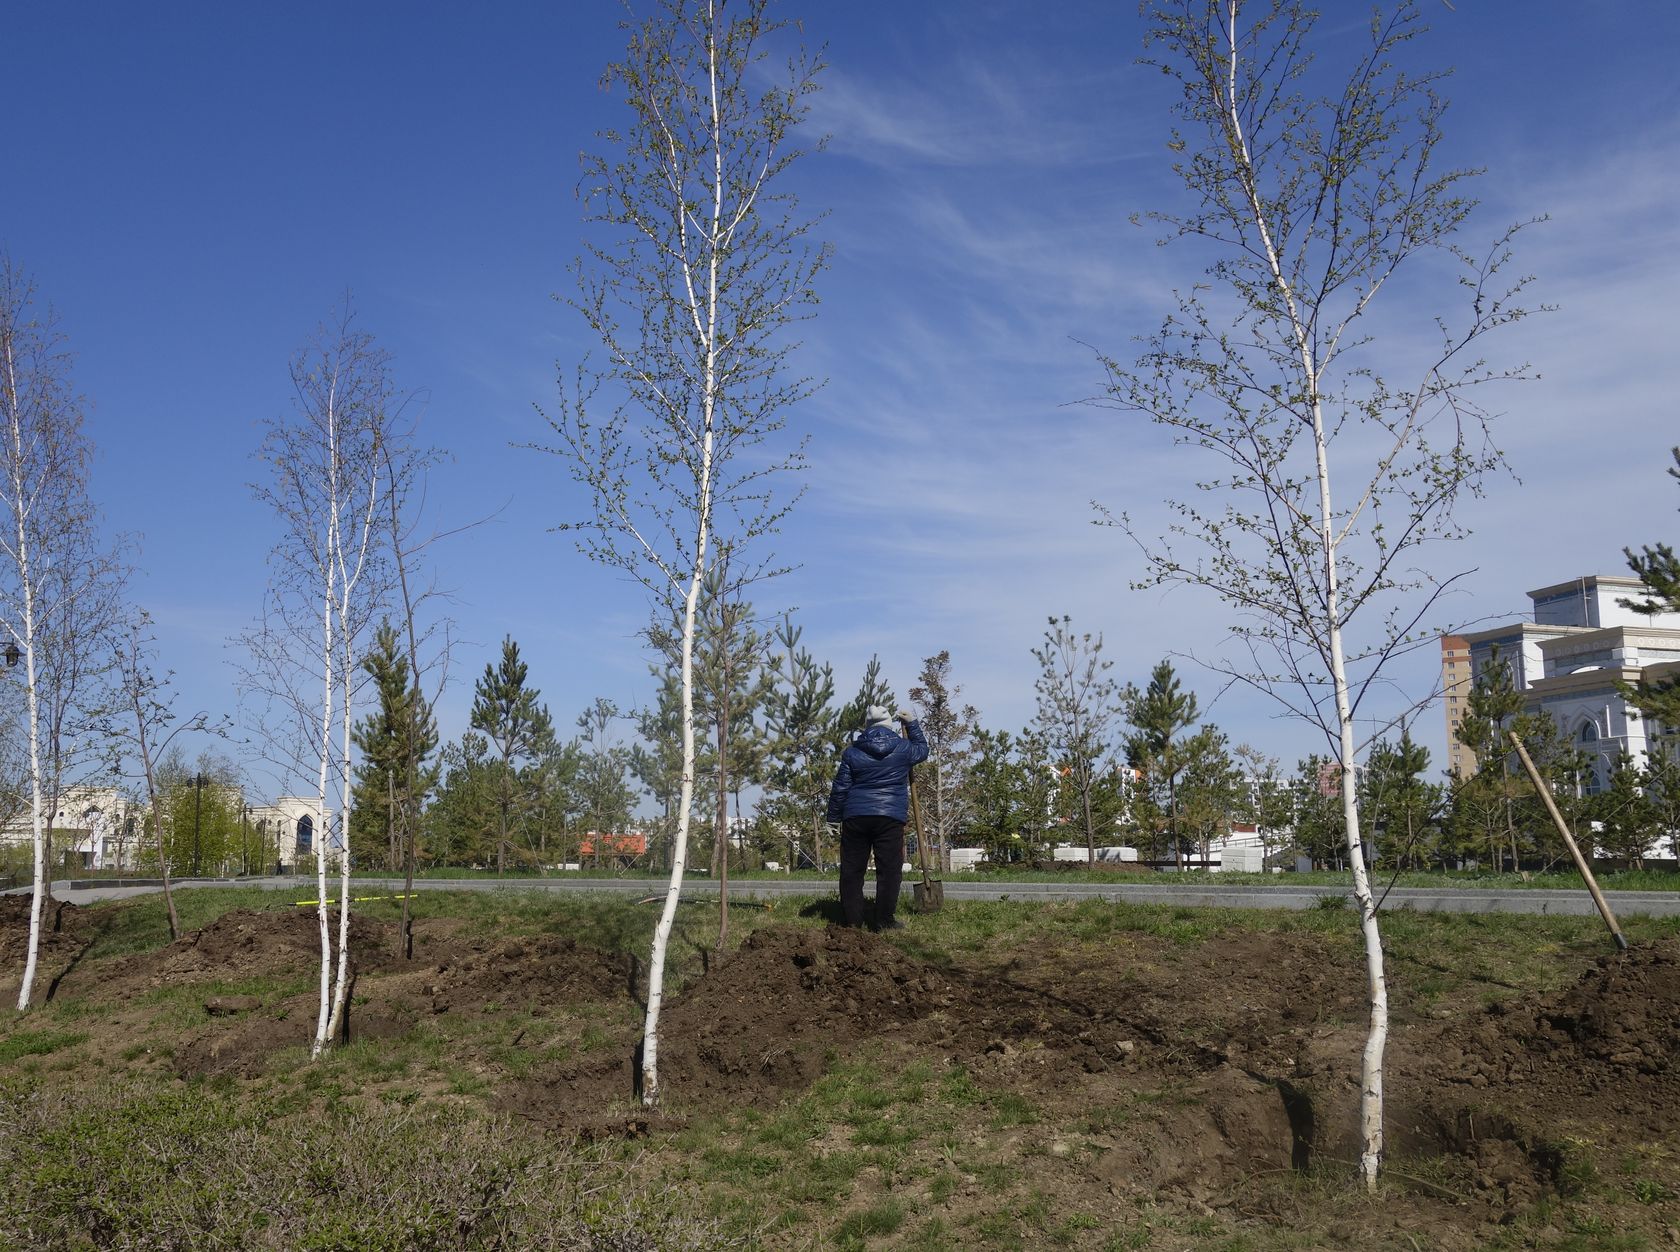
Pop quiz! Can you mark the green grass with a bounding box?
[0,1028,89,1064]
[0,1079,741,1250]
[953,865,1680,893]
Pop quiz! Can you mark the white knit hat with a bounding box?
[866,704,894,727]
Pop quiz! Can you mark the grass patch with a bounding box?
[0,1028,89,1064]
[32,880,1680,1251]
[0,1079,742,1250]
[834,1198,905,1248]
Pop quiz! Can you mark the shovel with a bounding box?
[908,761,944,913]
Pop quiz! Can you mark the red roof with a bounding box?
[578,831,646,856]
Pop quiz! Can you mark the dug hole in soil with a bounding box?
[12,898,1680,1241]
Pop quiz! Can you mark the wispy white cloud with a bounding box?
[813,52,1154,172]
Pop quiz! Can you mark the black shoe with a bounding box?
[876,918,906,932]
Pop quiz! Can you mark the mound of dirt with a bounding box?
[417,934,631,1016]
[512,922,1334,1130]
[1280,939,1680,1209]
[1426,939,1680,1130]
[0,895,93,1004]
[100,908,401,996]
[657,924,952,1099]
[168,923,634,1080]
[510,924,952,1128]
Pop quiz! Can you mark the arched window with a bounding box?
[296,814,313,853]
[1577,721,1605,794]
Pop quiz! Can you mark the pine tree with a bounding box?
[427,732,498,866]
[632,673,686,870]
[838,655,896,741]
[1176,726,1242,864]
[1360,730,1444,870]
[1123,660,1201,867]
[762,619,838,871]
[1452,645,1562,871]
[350,622,437,870]
[1620,446,1680,729]
[652,558,771,939]
[1591,751,1659,867]
[1291,755,1347,870]
[1233,744,1294,868]
[528,737,584,866]
[469,636,554,875]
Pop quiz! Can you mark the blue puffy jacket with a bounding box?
[825,721,929,823]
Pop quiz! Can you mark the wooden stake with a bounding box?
[1508,732,1628,952]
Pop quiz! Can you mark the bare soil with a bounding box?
[0,894,98,1006]
[12,898,1680,1248]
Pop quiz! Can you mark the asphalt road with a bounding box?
[25,874,1680,918]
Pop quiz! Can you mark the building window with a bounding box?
[296,815,313,854]
[1577,721,1605,794]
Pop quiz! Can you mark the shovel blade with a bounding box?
[913,880,945,913]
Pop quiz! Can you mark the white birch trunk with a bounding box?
[1315,421,1388,1188]
[6,335,47,1013]
[641,542,705,1105]
[640,3,723,1105]
[12,566,45,1012]
[324,622,356,1044]
[311,579,335,1057]
[311,410,340,1058]
[1220,0,1387,1185]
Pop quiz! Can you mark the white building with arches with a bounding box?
[1457,575,1680,791]
[0,786,145,872]
[246,797,332,874]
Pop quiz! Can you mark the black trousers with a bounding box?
[838,815,905,929]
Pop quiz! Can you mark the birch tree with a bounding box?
[541,0,826,1106]
[0,259,115,1011]
[376,427,455,957]
[1097,0,1540,1184]
[242,305,392,1057]
[909,651,978,872]
[651,553,772,946]
[1031,616,1120,865]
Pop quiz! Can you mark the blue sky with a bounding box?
[7,2,1679,798]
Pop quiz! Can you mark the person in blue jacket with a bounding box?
[825,705,928,930]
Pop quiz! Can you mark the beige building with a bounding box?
[1448,575,1680,791]
[0,786,144,872]
[2,788,328,877]
[1441,634,1475,777]
[246,797,330,874]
